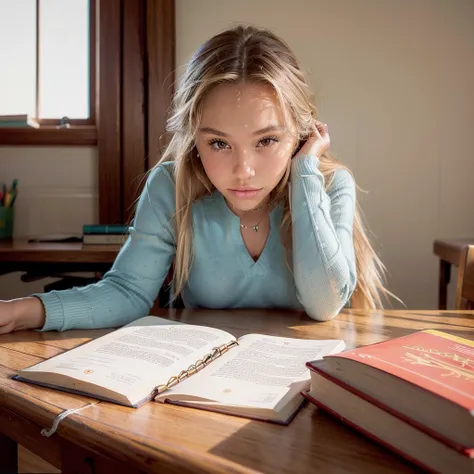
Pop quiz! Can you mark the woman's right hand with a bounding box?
[0,297,46,335]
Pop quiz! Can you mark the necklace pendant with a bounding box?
[253,225,259,232]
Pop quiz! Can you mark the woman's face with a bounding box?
[195,82,297,211]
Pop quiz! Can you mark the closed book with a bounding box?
[303,374,474,474]
[0,114,39,128]
[82,224,129,234]
[305,330,474,450]
[82,233,128,245]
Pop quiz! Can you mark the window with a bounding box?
[0,0,93,124]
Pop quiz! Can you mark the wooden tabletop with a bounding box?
[1,308,473,473]
[0,239,120,263]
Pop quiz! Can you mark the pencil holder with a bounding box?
[0,207,14,240]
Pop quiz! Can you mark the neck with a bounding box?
[226,196,271,219]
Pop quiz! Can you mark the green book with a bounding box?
[82,224,129,235]
[0,114,39,128]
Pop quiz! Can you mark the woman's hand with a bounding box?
[0,301,18,334]
[293,120,330,159]
[0,297,46,334]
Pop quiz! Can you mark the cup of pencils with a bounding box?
[0,179,18,240]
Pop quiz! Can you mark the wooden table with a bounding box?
[0,240,120,293]
[0,240,120,276]
[0,239,172,308]
[433,238,474,309]
[0,308,473,474]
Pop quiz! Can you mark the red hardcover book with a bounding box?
[303,330,474,473]
[302,384,473,474]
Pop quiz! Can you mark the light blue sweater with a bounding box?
[36,155,357,331]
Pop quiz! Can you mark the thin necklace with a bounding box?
[228,199,272,232]
[240,211,269,232]
[240,217,264,232]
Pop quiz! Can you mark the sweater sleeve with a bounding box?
[34,165,176,331]
[290,155,357,321]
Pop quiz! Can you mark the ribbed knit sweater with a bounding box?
[35,155,357,331]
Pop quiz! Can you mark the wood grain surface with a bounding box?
[1,308,473,473]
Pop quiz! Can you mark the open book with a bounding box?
[14,316,345,424]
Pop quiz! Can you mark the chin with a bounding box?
[226,194,269,211]
[231,202,259,211]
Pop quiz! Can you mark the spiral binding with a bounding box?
[155,339,239,394]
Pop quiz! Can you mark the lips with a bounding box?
[228,188,262,199]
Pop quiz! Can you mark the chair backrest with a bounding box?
[456,245,474,310]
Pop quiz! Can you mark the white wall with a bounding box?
[2,0,473,308]
[176,0,474,309]
[0,147,98,237]
[0,147,98,298]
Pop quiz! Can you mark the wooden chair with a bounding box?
[456,245,474,309]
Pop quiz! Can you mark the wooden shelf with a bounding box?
[0,126,97,146]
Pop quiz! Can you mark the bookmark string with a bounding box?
[41,340,239,436]
[41,402,100,437]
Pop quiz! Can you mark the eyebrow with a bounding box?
[198,124,284,137]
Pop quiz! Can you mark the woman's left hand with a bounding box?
[293,121,330,159]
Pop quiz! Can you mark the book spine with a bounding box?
[155,340,239,395]
[83,225,129,234]
[0,121,38,128]
[83,234,128,245]
[302,390,439,474]
[0,114,28,121]
[305,362,471,454]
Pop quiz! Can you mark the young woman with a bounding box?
[0,25,391,334]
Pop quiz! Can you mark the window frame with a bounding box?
[0,0,175,226]
[0,0,97,145]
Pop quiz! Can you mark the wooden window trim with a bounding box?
[98,0,175,224]
[0,126,97,146]
[0,0,176,225]
[0,0,97,146]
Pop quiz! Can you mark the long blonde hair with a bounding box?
[157,25,392,309]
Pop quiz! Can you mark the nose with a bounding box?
[232,149,255,181]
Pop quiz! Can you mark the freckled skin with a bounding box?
[195,83,298,214]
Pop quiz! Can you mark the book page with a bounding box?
[20,316,235,398]
[156,334,345,408]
